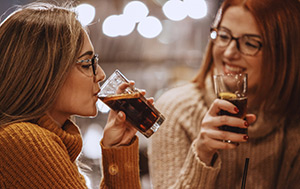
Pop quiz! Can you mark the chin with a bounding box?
[89,108,98,117]
[77,107,98,118]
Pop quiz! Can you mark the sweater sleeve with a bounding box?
[148,84,221,189]
[277,124,300,189]
[100,136,141,189]
[0,123,87,189]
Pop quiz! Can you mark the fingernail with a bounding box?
[244,121,249,127]
[236,143,240,146]
[118,112,123,118]
[234,107,239,113]
[243,135,249,140]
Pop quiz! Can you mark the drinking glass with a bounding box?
[98,69,165,138]
[213,73,248,136]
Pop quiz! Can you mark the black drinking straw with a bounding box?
[241,158,249,189]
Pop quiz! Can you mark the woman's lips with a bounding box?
[94,89,101,96]
[224,62,245,73]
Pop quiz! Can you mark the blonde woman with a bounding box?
[0,2,147,188]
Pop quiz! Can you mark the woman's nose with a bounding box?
[223,40,240,59]
[94,65,106,82]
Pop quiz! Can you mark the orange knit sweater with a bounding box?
[0,115,141,188]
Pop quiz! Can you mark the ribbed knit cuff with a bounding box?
[100,136,141,189]
[185,140,221,188]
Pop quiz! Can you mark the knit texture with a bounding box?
[0,114,141,189]
[100,137,141,189]
[148,80,300,189]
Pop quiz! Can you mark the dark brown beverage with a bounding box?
[218,93,248,134]
[99,92,165,137]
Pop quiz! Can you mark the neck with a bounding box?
[46,111,69,127]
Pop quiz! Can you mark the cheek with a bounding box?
[212,46,223,72]
[55,83,82,112]
[57,72,95,114]
[247,56,262,88]
[57,82,96,116]
[248,68,261,89]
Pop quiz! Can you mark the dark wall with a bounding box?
[0,0,33,21]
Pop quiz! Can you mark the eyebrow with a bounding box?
[220,26,262,39]
[77,51,93,59]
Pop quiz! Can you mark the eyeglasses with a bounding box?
[76,54,99,77]
[210,27,263,56]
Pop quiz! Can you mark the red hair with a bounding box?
[193,0,300,118]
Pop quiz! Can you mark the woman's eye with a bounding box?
[218,33,230,41]
[244,39,260,49]
[81,64,92,69]
[245,42,258,48]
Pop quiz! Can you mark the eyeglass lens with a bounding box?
[211,28,262,56]
[92,55,99,76]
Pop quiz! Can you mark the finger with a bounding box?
[245,114,256,124]
[137,89,146,95]
[113,111,126,127]
[202,126,247,144]
[201,134,239,150]
[126,125,138,138]
[204,115,248,129]
[128,80,135,86]
[212,139,240,149]
[116,82,130,94]
[209,99,239,116]
[107,109,118,122]
[116,124,137,146]
[123,120,138,134]
[213,129,248,143]
[146,97,154,105]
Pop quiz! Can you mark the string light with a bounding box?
[185,0,207,19]
[162,0,207,21]
[102,0,208,38]
[123,1,149,23]
[75,3,96,26]
[162,0,187,21]
[137,16,163,38]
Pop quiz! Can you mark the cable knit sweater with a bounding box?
[148,80,300,189]
[0,115,141,189]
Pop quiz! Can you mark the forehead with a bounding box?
[220,5,261,36]
[80,30,94,56]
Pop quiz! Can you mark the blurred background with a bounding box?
[0,0,222,188]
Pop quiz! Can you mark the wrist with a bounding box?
[195,140,217,166]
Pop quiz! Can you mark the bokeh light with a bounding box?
[123,1,149,23]
[102,15,121,37]
[137,16,163,38]
[184,0,207,19]
[162,0,207,21]
[75,3,96,26]
[162,0,187,21]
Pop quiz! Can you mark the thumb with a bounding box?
[115,111,126,125]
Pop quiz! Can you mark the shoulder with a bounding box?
[156,82,209,130]
[1,121,42,137]
[156,82,204,110]
[0,121,58,152]
[1,122,51,140]
[285,120,300,148]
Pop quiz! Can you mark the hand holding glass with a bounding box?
[98,70,165,138]
[213,73,248,136]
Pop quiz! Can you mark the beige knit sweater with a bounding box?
[0,115,141,189]
[148,80,300,189]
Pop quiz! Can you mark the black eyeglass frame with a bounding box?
[76,54,99,76]
[210,27,263,56]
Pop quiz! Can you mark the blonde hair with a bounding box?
[0,2,85,126]
[192,0,300,119]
